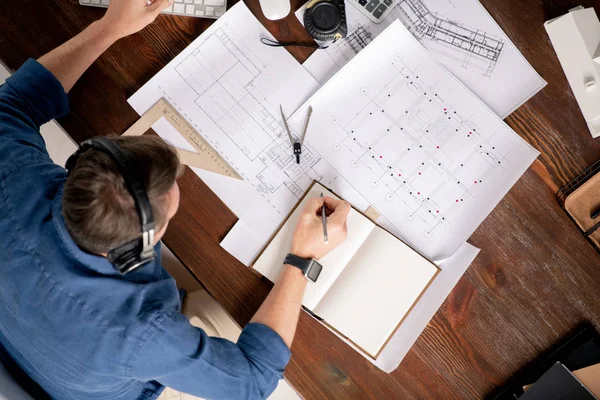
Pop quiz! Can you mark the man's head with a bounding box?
[62,136,183,255]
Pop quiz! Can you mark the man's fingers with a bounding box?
[307,196,343,214]
[323,196,343,211]
[303,197,325,214]
[302,195,350,224]
[329,200,351,224]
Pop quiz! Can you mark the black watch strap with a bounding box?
[284,253,322,282]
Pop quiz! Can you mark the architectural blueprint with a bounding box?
[398,0,504,77]
[288,21,539,260]
[298,0,547,118]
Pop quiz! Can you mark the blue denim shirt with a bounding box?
[0,59,291,400]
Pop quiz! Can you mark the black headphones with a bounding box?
[65,137,157,274]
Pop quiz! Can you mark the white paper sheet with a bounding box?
[376,241,479,371]
[297,0,547,118]
[128,2,321,244]
[287,21,539,261]
[220,222,264,266]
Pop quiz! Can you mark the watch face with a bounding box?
[306,260,323,282]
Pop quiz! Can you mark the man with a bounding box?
[0,0,351,399]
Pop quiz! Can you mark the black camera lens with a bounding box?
[304,0,347,43]
[310,2,341,32]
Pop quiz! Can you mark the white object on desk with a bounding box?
[545,6,600,138]
[259,0,291,20]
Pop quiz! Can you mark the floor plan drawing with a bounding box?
[396,0,504,77]
[290,21,539,260]
[336,73,508,237]
[298,0,546,118]
[171,26,326,189]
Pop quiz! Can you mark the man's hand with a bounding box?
[291,196,351,260]
[251,195,351,347]
[100,0,174,40]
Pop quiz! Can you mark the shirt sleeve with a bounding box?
[131,311,291,399]
[0,59,69,169]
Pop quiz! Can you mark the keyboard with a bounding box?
[79,0,226,19]
[347,0,399,23]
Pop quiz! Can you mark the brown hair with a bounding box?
[62,136,182,254]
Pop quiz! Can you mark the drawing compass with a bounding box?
[280,104,313,164]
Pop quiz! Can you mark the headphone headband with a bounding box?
[65,137,157,274]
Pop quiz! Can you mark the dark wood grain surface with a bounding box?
[1,0,600,398]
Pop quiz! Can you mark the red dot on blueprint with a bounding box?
[380,156,383,158]
[456,199,459,202]
[417,192,420,195]
[418,172,422,175]
[436,146,440,149]
[398,173,401,176]
[436,210,439,213]
[444,108,447,111]
[474,180,477,184]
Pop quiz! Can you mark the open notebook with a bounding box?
[252,182,439,358]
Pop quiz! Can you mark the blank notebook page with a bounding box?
[314,227,439,356]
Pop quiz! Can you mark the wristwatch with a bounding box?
[284,253,323,282]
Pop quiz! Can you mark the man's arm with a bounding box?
[133,197,351,399]
[38,0,172,93]
[0,0,172,169]
[251,196,351,347]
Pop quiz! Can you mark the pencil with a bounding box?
[320,193,328,244]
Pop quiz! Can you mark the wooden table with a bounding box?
[1,0,600,398]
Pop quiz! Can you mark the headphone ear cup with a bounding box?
[65,152,78,173]
[107,238,156,274]
[65,140,94,174]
